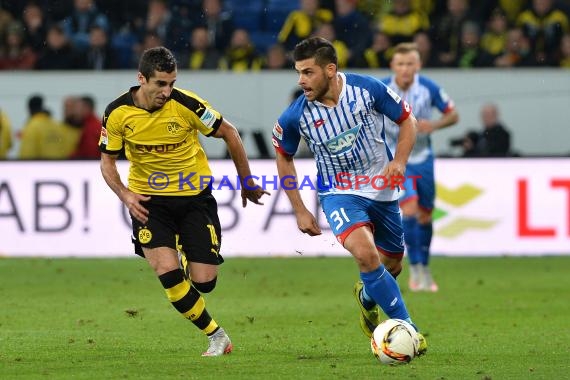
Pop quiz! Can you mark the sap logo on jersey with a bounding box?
[326,125,361,155]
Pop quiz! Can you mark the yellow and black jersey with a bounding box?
[277,9,334,49]
[516,8,569,51]
[99,87,223,196]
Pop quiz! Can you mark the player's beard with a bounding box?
[310,73,330,102]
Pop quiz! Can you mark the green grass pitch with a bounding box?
[1,256,569,379]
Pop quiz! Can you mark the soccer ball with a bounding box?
[370,319,419,365]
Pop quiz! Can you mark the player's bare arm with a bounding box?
[383,114,417,178]
[100,152,150,223]
[276,152,321,236]
[417,109,459,134]
[212,119,269,207]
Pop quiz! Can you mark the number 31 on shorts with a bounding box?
[329,208,350,231]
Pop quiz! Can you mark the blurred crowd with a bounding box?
[0,0,569,71]
[0,0,568,160]
[0,93,101,159]
[0,87,518,161]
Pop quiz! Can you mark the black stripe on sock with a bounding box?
[172,286,200,314]
[193,309,213,330]
[158,269,185,289]
[206,326,220,337]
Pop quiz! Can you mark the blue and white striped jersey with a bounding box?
[272,72,411,201]
[381,73,454,164]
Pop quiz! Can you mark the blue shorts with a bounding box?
[320,194,405,256]
[401,155,435,210]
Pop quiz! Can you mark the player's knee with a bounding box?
[384,261,402,278]
[192,277,217,293]
[391,264,402,278]
[417,211,432,224]
[400,200,419,217]
[354,250,382,272]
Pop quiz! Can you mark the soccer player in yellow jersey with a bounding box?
[99,46,268,356]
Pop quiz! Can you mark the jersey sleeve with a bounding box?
[428,80,455,114]
[175,89,223,137]
[272,104,302,157]
[367,76,412,124]
[99,106,124,154]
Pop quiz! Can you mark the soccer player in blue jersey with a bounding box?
[382,43,459,292]
[272,37,426,354]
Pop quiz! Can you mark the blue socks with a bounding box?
[359,285,376,309]
[402,217,420,264]
[403,217,433,266]
[418,222,433,266]
[360,265,410,321]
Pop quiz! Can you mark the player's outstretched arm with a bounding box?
[100,152,150,223]
[213,119,269,207]
[417,108,459,134]
[384,114,417,178]
[276,152,321,236]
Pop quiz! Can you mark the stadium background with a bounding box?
[1,0,569,257]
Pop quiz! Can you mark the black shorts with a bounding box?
[131,187,223,265]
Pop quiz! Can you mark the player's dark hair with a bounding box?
[293,37,337,67]
[28,94,45,114]
[138,46,177,80]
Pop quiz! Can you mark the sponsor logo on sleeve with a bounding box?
[101,127,108,145]
[386,86,401,103]
[440,89,450,103]
[200,108,216,128]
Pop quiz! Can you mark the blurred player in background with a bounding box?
[99,46,268,356]
[0,107,13,159]
[19,95,81,159]
[382,42,459,292]
[70,95,102,159]
[272,37,426,355]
